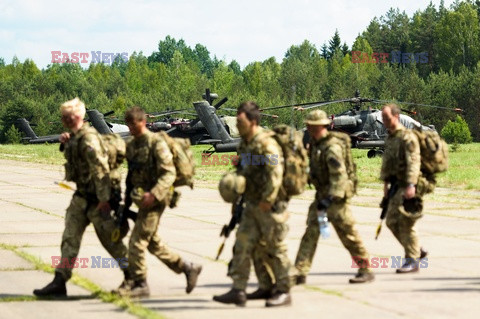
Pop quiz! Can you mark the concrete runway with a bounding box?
[0,159,479,318]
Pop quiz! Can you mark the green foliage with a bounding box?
[2,2,480,143]
[5,124,22,144]
[441,115,473,143]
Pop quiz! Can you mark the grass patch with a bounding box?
[1,143,479,189]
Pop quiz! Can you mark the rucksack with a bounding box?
[100,133,126,170]
[157,131,195,189]
[411,127,448,175]
[327,131,358,194]
[271,124,308,197]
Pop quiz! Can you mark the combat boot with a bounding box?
[420,248,428,259]
[246,288,273,300]
[112,270,133,295]
[33,272,67,297]
[396,259,419,274]
[213,288,246,307]
[265,291,292,307]
[349,272,375,284]
[183,262,202,294]
[129,280,150,298]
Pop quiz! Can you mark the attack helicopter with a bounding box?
[16,109,131,144]
[261,90,463,158]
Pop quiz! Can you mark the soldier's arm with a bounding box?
[326,144,348,199]
[150,138,176,202]
[404,132,421,185]
[82,133,111,202]
[259,140,284,205]
[380,138,389,182]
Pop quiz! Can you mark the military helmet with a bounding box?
[218,172,246,203]
[304,110,331,126]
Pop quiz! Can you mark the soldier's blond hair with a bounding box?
[60,97,86,119]
[382,103,401,116]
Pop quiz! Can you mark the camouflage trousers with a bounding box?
[57,194,128,280]
[128,202,184,282]
[386,188,422,259]
[295,198,371,276]
[229,201,291,292]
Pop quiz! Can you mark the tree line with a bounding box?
[0,0,479,142]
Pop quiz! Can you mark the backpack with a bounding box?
[271,125,308,197]
[327,131,358,194]
[157,131,195,189]
[100,133,126,170]
[411,127,448,175]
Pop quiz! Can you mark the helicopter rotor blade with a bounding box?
[372,100,464,114]
[295,99,353,111]
[103,111,115,117]
[214,97,228,110]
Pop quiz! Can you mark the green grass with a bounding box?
[1,143,479,190]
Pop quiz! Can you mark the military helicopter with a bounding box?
[261,90,463,158]
[15,109,131,144]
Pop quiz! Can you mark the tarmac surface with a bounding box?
[0,159,479,318]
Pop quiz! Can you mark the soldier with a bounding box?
[293,110,375,284]
[34,98,128,297]
[213,101,292,307]
[118,106,202,298]
[380,104,428,273]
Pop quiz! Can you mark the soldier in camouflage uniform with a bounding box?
[293,110,374,284]
[34,98,128,297]
[118,106,202,298]
[213,101,292,307]
[380,104,428,273]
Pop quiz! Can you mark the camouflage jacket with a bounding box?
[237,128,285,204]
[309,132,350,200]
[380,125,421,186]
[126,130,176,203]
[63,123,111,202]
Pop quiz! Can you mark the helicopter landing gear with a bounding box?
[367,149,376,158]
[367,149,384,158]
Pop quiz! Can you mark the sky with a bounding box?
[0,0,457,69]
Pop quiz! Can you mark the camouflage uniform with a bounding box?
[126,130,184,282]
[380,126,425,260]
[295,131,371,276]
[59,123,128,280]
[228,128,291,293]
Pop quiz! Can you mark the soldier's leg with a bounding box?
[252,244,275,291]
[58,195,90,280]
[228,207,259,290]
[148,232,184,273]
[88,205,128,269]
[386,190,421,259]
[327,200,371,273]
[214,208,258,306]
[128,207,163,282]
[34,195,89,296]
[294,201,320,277]
[258,203,291,294]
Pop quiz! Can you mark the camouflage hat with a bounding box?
[304,110,331,126]
[218,172,246,203]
